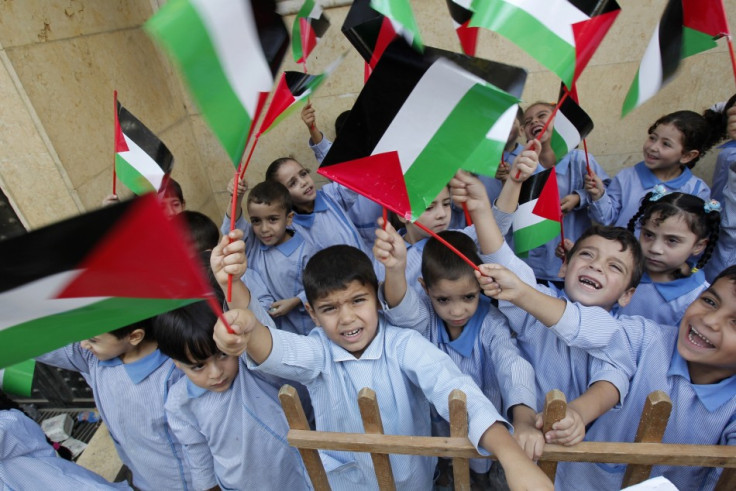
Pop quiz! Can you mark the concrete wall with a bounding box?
[1,0,734,230]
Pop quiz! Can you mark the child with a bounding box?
[705,151,736,283]
[156,302,311,491]
[621,188,721,326]
[587,110,719,228]
[375,226,542,477]
[451,168,643,445]
[102,177,185,217]
[182,210,219,253]
[478,105,525,203]
[36,320,192,490]
[519,102,611,284]
[213,245,553,490]
[709,94,736,202]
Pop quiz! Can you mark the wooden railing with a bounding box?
[278,385,736,490]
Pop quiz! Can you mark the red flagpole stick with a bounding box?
[112,90,118,195]
[382,207,388,230]
[582,138,592,177]
[515,89,571,179]
[204,294,235,334]
[462,203,473,225]
[727,35,736,89]
[414,221,482,274]
[559,213,567,263]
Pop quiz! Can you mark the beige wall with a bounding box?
[1,0,734,230]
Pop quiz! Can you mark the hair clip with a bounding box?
[649,184,668,201]
[704,199,722,214]
[691,266,700,274]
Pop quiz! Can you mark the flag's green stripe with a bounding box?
[621,69,641,117]
[513,219,560,254]
[371,0,424,50]
[115,154,156,195]
[550,130,570,164]
[470,1,574,86]
[0,359,35,397]
[0,297,199,369]
[463,137,505,178]
[682,26,718,59]
[145,0,251,165]
[403,82,516,218]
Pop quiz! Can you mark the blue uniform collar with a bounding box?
[99,349,169,384]
[291,192,327,228]
[503,143,523,161]
[186,379,209,399]
[718,140,736,149]
[640,270,706,302]
[668,344,736,411]
[634,161,695,190]
[258,230,303,256]
[438,296,490,357]
[329,317,385,362]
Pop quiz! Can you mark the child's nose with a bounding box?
[209,363,224,378]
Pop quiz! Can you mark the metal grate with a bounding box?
[33,408,102,460]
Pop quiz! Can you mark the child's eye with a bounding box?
[610,264,623,273]
[299,169,310,177]
[701,296,717,307]
[190,364,205,372]
[464,293,478,301]
[579,251,592,258]
[436,297,449,304]
[320,305,336,313]
[442,199,451,207]
[217,352,229,360]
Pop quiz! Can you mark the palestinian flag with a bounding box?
[319,41,524,220]
[145,0,288,166]
[446,0,479,56]
[370,0,423,51]
[513,167,561,256]
[549,88,594,163]
[0,195,214,369]
[115,101,173,195]
[0,359,35,397]
[258,56,343,135]
[470,0,621,88]
[292,0,330,64]
[342,0,399,75]
[622,0,729,116]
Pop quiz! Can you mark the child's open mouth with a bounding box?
[688,325,715,349]
[341,328,362,339]
[578,275,602,290]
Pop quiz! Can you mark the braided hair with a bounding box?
[627,191,721,277]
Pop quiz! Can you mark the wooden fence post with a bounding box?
[621,391,672,488]
[358,388,396,491]
[279,385,331,490]
[449,389,471,491]
[539,389,567,481]
[716,468,736,490]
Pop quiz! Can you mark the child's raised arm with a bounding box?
[213,308,273,364]
[495,139,540,214]
[479,423,553,490]
[449,170,501,255]
[224,176,248,219]
[210,229,251,310]
[373,218,408,308]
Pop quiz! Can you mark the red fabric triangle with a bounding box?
[318,152,411,218]
[298,17,318,64]
[682,0,729,37]
[114,102,129,154]
[571,9,621,85]
[369,17,398,69]
[531,167,561,223]
[456,20,479,56]
[56,194,212,300]
[259,74,296,134]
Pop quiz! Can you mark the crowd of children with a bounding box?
[19,92,736,491]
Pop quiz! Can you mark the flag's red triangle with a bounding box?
[318,152,411,218]
[298,17,318,64]
[369,17,398,69]
[114,102,129,154]
[456,20,479,56]
[571,9,621,85]
[259,73,297,134]
[532,167,561,222]
[682,0,729,37]
[56,194,212,300]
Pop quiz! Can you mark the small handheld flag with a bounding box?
[342,0,400,77]
[446,0,479,56]
[513,167,561,256]
[370,0,423,51]
[292,0,330,64]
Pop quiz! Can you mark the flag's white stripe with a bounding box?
[513,199,545,230]
[307,2,322,19]
[191,0,273,116]
[635,22,664,106]
[504,0,587,45]
[372,58,482,174]
[486,104,518,142]
[553,110,578,151]
[119,134,166,191]
[388,18,415,46]
[0,271,107,331]
[455,0,473,8]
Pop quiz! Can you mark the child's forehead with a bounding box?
[247,200,286,215]
[576,235,633,262]
[524,103,552,116]
[427,274,479,292]
[314,280,376,303]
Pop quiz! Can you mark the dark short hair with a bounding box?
[421,231,481,288]
[303,245,378,305]
[109,318,153,341]
[153,301,219,363]
[265,157,299,182]
[567,225,644,289]
[714,265,736,284]
[182,210,219,252]
[335,110,351,136]
[161,178,185,203]
[247,181,292,213]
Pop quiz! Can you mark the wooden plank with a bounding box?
[358,388,396,491]
[279,385,331,490]
[621,391,672,488]
[539,389,566,481]
[449,390,470,491]
[76,422,123,482]
[286,430,736,468]
[716,468,736,490]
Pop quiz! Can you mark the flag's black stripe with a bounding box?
[252,0,289,79]
[309,12,330,39]
[342,0,385,65]
[446,0,472,24]
[658,0,684,82]
[0,200,135,293]
[569,0,621,17]
[519,168,554,205]
[117,102,174,175]
[559,95,594,140]
[284,72,317,98]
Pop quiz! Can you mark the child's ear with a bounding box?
[616,287,636,308]
[557,261,568,278]
[418,277,427,293]
[305,303,320,326]
[285,210,294,226]
[692,238,708,257]
[680,149,699,165]
[127,328,146,346]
